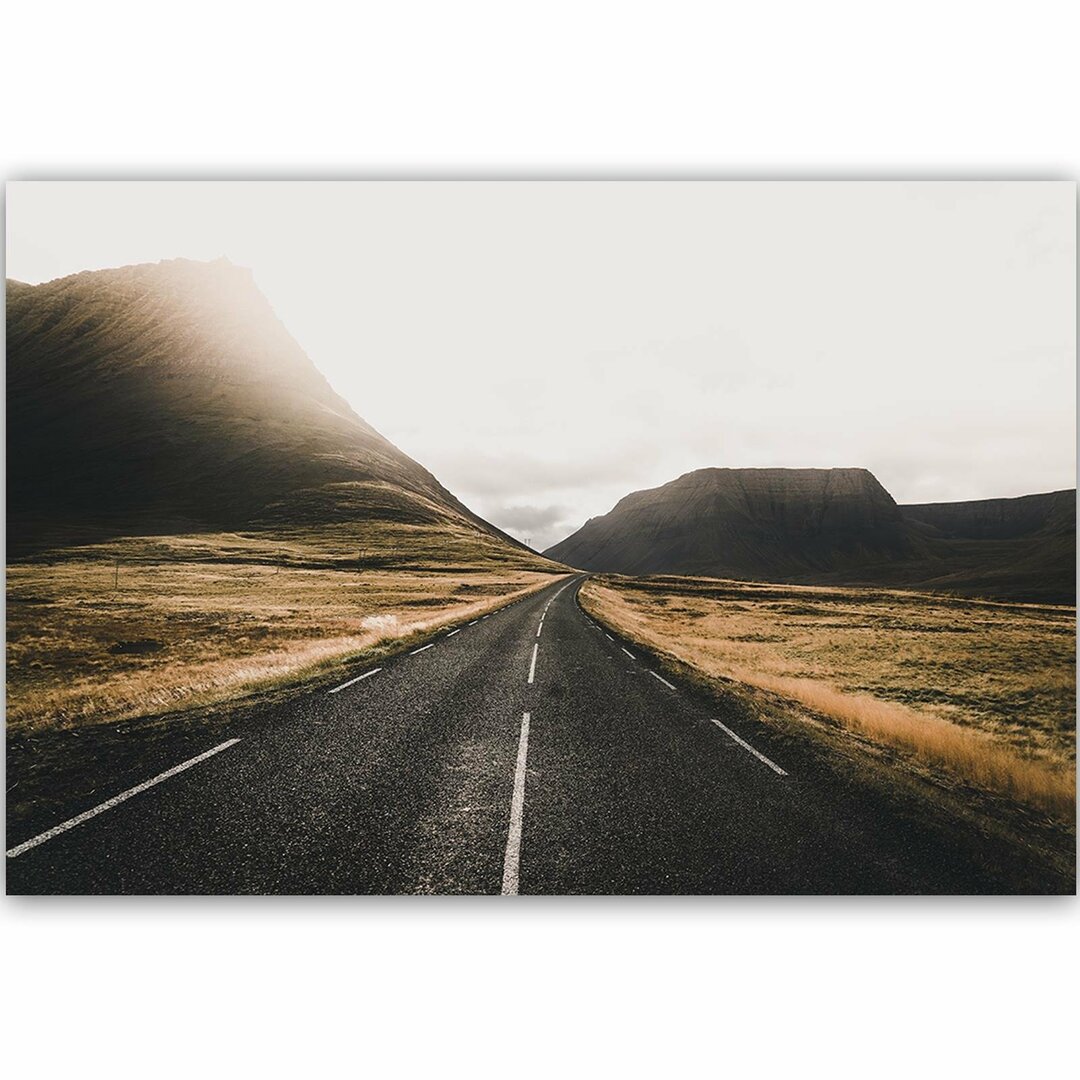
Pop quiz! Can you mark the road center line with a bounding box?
[710,719,788,776]
[410,643,435,655]
[536,620,543,638]
[621,647,636,660]
[468,620,478,626]
[649,670,676,690]
[604,633,613,641]
[501,712,531,895]
[328,667,382,694]
[446,628,461,637]
[6,739,242,859]
[528,643,538,684]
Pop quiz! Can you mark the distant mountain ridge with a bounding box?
[896,489,1075,603]
[5,258,533,562]
[545,469,1075,603]
[901,489,1075,540]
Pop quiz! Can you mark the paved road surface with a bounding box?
[5,576,1069,893]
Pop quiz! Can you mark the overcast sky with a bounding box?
[7,181,1075,550]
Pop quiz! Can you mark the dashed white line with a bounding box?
[468,620,478,626]
[446,628,461,637]
[621,647,636,660]
[649,671,676,690]
[328,667,382,694]
[604,633,613,641]
[536,620,543,638]
[6,739,242,859]
[710,719,788,776]
[501,711,531,895]
[410,643,435,655]
[528,643,538,684]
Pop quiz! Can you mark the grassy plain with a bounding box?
[580,575,1076,819]
[7,524,564,736]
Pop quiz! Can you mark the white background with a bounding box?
[2,2,1077,1078]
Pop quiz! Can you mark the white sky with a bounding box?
[6,181,1076,550]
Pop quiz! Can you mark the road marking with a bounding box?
[649,671,676,690]
[528,643,538,684]
[328,667,382,694]
[501,712,530,895]
[468,620,478,626]
[410,643,435,655]
[446,628,461,637]
[536,620,543,638]
[621,647,636,660]
[604,633,613,641]
[710,719,788,776]
[6,739,242,859]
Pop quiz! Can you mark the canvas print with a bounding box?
[4,181,1075,895]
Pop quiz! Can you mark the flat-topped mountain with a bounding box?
[6,258,542,566]
[546,469,1075,602]
[545,467,915,579]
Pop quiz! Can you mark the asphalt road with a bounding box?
[5,576,1071,894]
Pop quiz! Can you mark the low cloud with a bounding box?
[468,499,581,551]
[488,503,571,532]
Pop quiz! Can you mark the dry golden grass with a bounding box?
[7,527,564,735]
[581,576,1076,819]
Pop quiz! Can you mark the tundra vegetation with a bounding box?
[7,525,564,736]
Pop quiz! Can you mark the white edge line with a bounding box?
[621,647,636,660]
[468,620,478,626]
[528,643,538,684]
[328,667,382,694]
[446,628,461,637]
[410,643,435,655]
[710,719,788,776]
[649,670,676,690]
[604,633,613,641]
[501,712,530,895]
[6,739,242,858]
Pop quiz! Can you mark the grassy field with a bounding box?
[580,575,1076,819]
[6,524,564,736]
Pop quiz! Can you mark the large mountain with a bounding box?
[5,258,543,566]
[545,468,1075,603]
[546,468,916,578]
